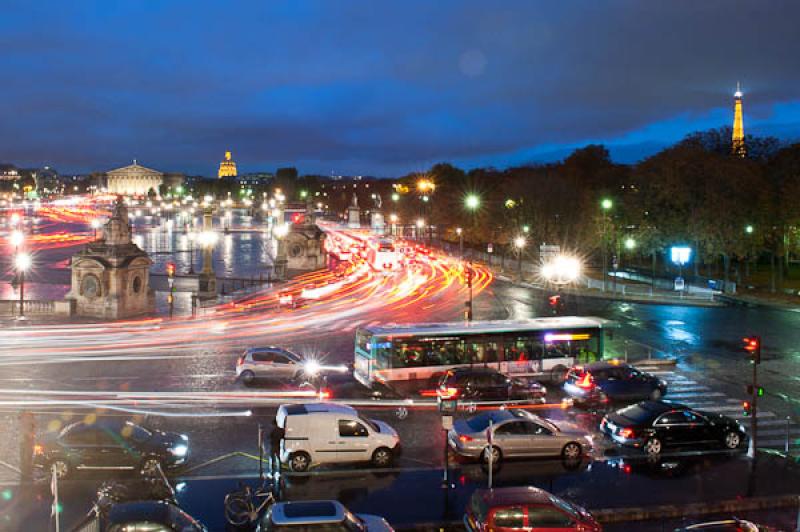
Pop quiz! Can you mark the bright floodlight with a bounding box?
[624,237,636,250]
[91,219,101,229]
[15,252,32,271]
[10,230,24,248]
[514,236,526,249]
[390,214,399,223]
[197,231,218,247]
[456,227,462,235]
[465,194,480,210]
[303,359,321,376]
[745,225,754,234]
[541,254,581,285]
[601,198,613,210]
[416,218,425,229]
[670,246,692,265]
[10,213,21,225]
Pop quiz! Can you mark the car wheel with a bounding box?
[561,442,582,460]
[644,437,662,456]
[371,447,393,468]
[50,459,70,479]
[650,388,662,401]
[551,365,568,384]
[140,457,163,476]
[240,370,255,385]
[723,430,742,449]
[481,446,502,465]
[290,452,311,472]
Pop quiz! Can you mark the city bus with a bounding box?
[354,317,617,393]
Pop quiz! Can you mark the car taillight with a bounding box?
[33,444,44,456]
[319,389,332,400]
[458,434,474,443]
[237,356,245,366]
[438,387,460,399]
[576,372,594,389]
[619,428,635,438]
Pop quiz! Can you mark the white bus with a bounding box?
[354,317,617,392]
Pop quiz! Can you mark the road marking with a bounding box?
[667,392,725,399]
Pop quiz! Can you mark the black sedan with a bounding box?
[600,401,747,456]
[34,419,190,479]
[437,367,546,402]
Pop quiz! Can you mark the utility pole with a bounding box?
[465,262,474,322]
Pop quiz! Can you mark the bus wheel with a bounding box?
[551,365,568,384]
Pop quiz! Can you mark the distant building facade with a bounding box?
[218,150,238,179]
[106,161,163,196]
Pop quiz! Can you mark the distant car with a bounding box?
[601,400,747,456]
[437,368,546,403]
[464,486,601,532]
[676,519,778,531]
[563,361,667,407]
[257,500,393,531]
[448,409,592,464]
[34,419,189,479]
[236,346,347,385]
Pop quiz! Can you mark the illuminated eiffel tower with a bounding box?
[731,83,746,158]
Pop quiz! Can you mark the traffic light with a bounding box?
[742,336,761,365]
[465,268,473,288]
[742,400,752,417]
[166,261,176,278]
[548,294,565,315]
[745,385,764,397]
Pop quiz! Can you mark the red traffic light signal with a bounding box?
[166,262,176,277]
[548,295,561,307]
[742,336,761,364]
[742,400,752,417]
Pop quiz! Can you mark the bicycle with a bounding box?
[224,480,276,527]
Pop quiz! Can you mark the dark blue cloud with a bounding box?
[1,1,799,176]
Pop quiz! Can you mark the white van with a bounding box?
[276,403,400,472]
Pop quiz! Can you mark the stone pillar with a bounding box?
[198,207,217,299]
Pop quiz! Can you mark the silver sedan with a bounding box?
[447,409,593,464]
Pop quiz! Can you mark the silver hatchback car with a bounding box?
[236,346,305,385]
[448,409,593,464]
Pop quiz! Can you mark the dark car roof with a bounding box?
[107,501,205,530]
[473,486,559,506]
[579,361,629,372]
[59,418,143,438]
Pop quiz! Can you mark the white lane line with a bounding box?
[758,439,800,448]
[731,412,776,419]
[667,392,726,399]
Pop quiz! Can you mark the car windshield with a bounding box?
[616,404,656,424]
[358,415,379,432]
[466,412,507,432]
[549,495,580,518]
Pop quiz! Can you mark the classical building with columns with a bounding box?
[106,161,163,196]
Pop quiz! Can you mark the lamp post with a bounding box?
[416,218,425,241]
[91,219,101,240]
[15,252,31,320]
[188,232,196,275]
[514,236,526,280]
[600,198,613,292]
[456,227,463,259]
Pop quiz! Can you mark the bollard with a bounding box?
[786,416,792,454]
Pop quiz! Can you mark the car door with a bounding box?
[654,411,690,447]
[251,351,274,377]
[487,373,510,400]
[624,367,652,399]
[681,410,715,444]
[271,352,298,380]
[527,505,576,531]
[493,421,530,457]
[524,421,561,457]
[94,427,134,469]
[336,418,372,463]
[59,425,98,468]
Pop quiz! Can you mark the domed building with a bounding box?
[66,197,155,319]
[218,150,238,179]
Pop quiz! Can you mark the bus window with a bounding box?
[356,330,371,353]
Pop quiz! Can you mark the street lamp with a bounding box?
[513,236,526,280]
[456,227,463,258]
[91,219,101,240]
[10,230,24,249]
[541,255,582,285]
[416,218,425,241]
[15,252,31,320]
[389,214,398,236]
[745,224,754,234]
[600,198,613,292]
[464,194,480,211]
[624,237,636,250]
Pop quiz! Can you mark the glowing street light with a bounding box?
[464,194,480,211]
[10,230,24,249]
[391,193,400,202]
[624,237,636,250]
[10,213,20,226]
[15,252,31,319]
[90,219,101,240]
[513,236,526,249]
[745,224,754,234]
[601,198,613,210]
[416,179,435,194]
[456,227,464,258]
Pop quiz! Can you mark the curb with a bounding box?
[591,493,800,523]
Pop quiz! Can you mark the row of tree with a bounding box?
[386,128,800,291]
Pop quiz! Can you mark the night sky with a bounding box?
[2,1,799,177]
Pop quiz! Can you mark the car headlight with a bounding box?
[304,360,321,376]
[169,444,188,457]
[180,434,188,442]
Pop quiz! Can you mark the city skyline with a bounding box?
[2,1,800,176]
